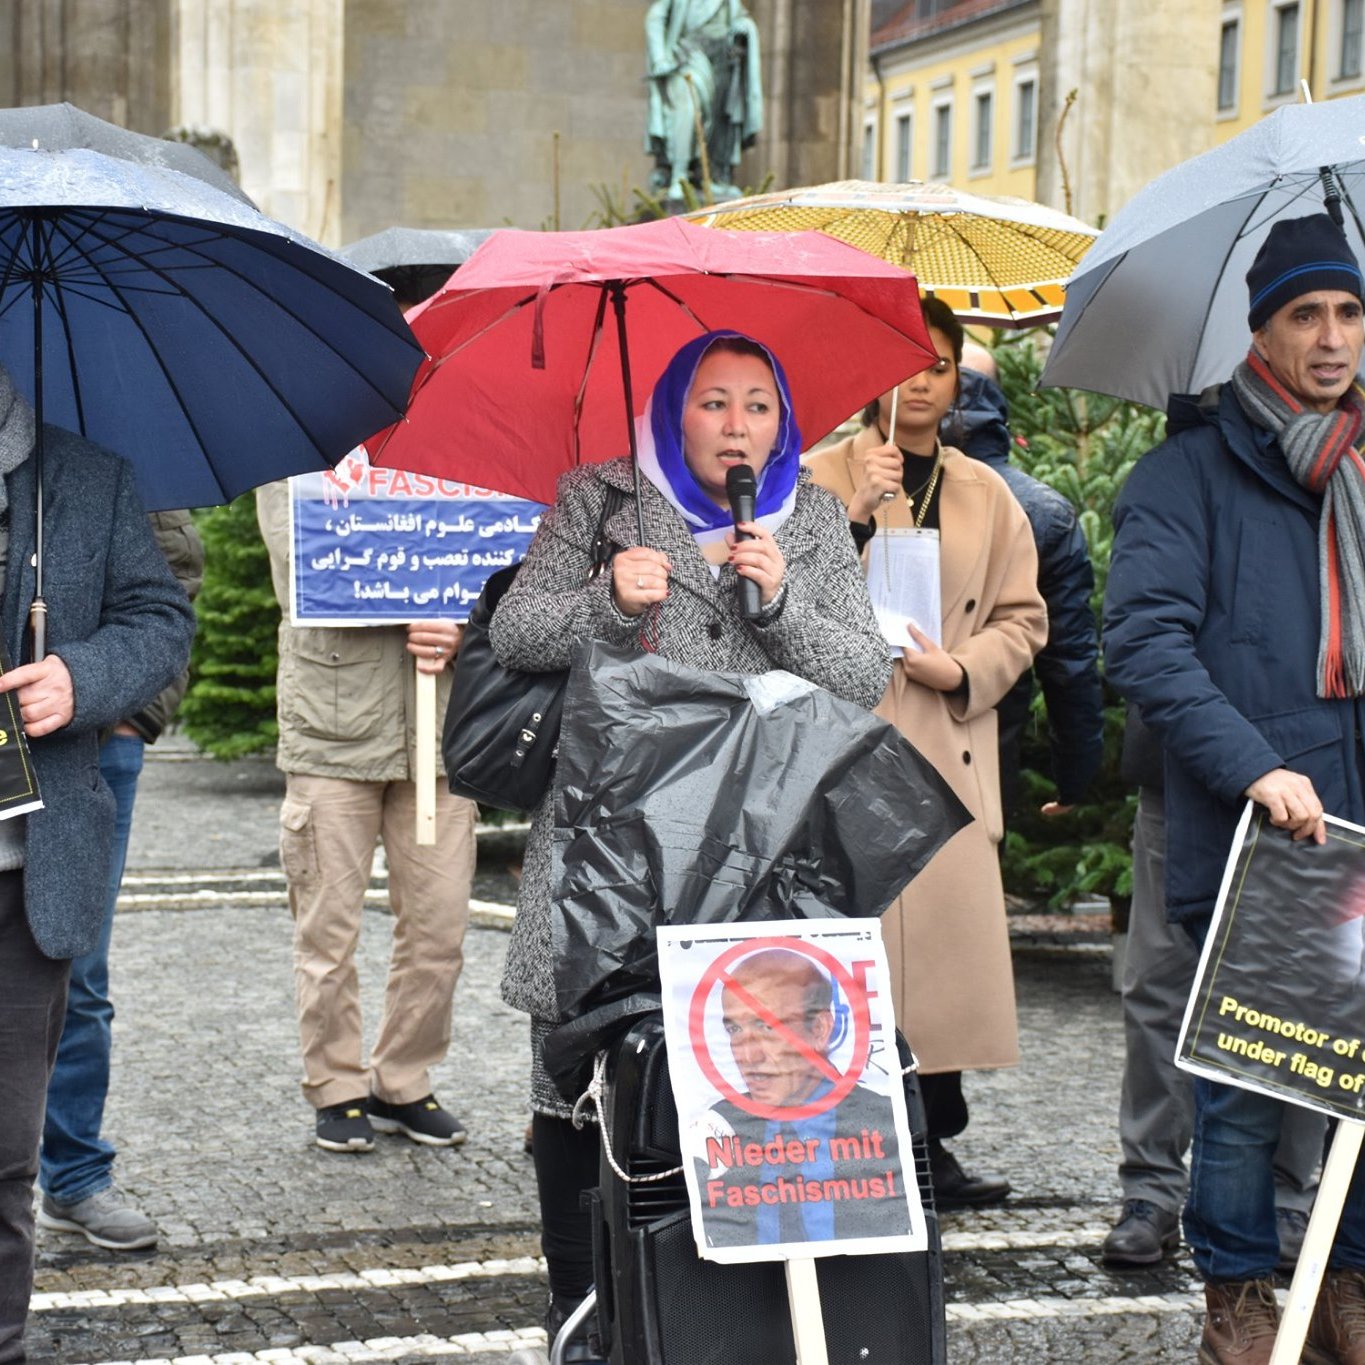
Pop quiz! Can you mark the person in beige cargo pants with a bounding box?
[257,479,477,1152]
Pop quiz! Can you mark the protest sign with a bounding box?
[658,919,926,1265]
[287,451,544,625]
[1178,802,1365,1120]
[0,644,40,821]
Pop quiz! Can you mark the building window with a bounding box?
[1218,17,1241,108]
[972,90,993,170]
[1013,78,1036,161]
[1342,0,1364,78]
[1274,1,1301,94]
[862,121,876,181]
[932,100,952,179]
[895,112,913,181]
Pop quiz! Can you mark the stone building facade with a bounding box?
[1036,0,1220,225]
[3,0,868,245]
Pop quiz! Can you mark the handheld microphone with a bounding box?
[725,464,762,620]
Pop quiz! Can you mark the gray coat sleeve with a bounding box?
[56,463,197,735]
[489,470,640,672]
[751,484,892,710]
[127,509,206,742]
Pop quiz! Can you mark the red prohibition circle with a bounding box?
[688,935,873,1122]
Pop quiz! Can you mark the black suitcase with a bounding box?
[588,1015,947,1365]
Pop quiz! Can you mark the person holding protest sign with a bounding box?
[1101,709,1325,1270]
[256,481,477,1154]
[696,946,910,1247]
[489,330,891,1354]
[806,298,1046,1211]
[1105,213,1365,1361]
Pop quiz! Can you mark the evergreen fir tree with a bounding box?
[990,334,1165,911]
[179,493,279,759]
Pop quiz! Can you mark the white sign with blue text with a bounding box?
[287,450,544,626]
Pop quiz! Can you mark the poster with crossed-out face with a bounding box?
[657,918,926,1265]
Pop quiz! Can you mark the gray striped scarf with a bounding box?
[1231,348,1365,697]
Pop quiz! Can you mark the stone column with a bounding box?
[1037,0,1220,224]
[750,0,869,191]
[1,0,172,134]
[170,0,343,241]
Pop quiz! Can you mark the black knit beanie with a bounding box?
[1247,214,1363,331]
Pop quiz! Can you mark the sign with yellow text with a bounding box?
[1178,803,1365,1119]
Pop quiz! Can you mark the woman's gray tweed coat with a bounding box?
[490,457,892,1075]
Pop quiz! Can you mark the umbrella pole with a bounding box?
[608,282,647,546]
[28,216,46,663]
[880,387,900,508]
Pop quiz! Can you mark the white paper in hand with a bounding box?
[866,528,941,655]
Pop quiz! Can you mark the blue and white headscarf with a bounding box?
[635,330,803,547]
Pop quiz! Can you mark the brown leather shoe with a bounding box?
[1198,1279,1279,1363]
[1305,1268,1365,1365]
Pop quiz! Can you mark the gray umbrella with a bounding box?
[341,226,493,303]
[1041,95,1365,408]
[0,101,252,205]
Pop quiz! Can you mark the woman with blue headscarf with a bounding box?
[490,331,890,1351]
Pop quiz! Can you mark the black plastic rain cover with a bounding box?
[549,643,971,1020]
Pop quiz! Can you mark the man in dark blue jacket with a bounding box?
[1105,213,1365,1363]
[944,349,1104,817]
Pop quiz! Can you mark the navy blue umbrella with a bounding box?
[0,143,423,655]
[0,146,422,508]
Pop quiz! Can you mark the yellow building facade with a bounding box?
[866,0,1365,214]
[865,0,1041,199]
[1213,0,1365,141]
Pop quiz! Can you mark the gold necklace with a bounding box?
[906,447,944,528]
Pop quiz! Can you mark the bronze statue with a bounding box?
[645,0,763,202]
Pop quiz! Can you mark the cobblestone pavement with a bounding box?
[22,741,1220,1363]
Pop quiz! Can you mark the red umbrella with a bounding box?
[366,216,935,525]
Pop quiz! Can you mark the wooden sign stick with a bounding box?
[414,661,437,845]
[785,1256,830,1365]
[1271,1117,1365,1364]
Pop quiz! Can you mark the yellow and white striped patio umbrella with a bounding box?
[688,180,1097,327]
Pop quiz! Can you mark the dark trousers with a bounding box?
[920,1071,968,1142]
[532,1114,599,1306]
[0,873,69,1365]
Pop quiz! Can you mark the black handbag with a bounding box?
[441,485,625,814]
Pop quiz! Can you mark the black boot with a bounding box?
[927,1138,1010,1210]
[1101,1199,1181,1266]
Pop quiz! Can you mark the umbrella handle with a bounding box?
[28,597,46,665]
[880,385,900,503]
[1321,167,1345,227]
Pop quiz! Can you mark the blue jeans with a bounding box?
[1184,908,1365,1281]
[38,732,143,1206]
[1186,1079,1365,1280]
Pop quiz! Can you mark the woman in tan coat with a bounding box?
[805,298,1047,1210]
